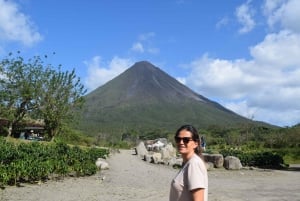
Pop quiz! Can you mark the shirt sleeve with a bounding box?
[187,159,207,191]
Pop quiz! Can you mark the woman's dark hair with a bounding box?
[175,124,202,156]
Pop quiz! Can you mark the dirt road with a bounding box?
[1,149,299,201]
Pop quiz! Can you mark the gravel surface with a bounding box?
[1,149,299,201]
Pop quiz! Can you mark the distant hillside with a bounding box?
[74,61,270,137]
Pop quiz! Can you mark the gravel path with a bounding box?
[1,149,299,201]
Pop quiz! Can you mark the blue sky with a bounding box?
[0,0,300,127]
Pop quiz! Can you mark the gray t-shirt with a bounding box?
[169,154,208,201]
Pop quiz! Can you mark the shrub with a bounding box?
[220,149,284,168]
[0,137,108,187]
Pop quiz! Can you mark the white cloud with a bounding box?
[138,32,155,41]
[223,100,257,120]
[263,0,300,32]
[175,0,186,5]
[224,100,300,126]
[179,0,300,126]
[185,55,258,99]
[0,0,42,46]
[235,1,256,33]
[131,42,144,53]
[262,0,286,14]
[84,56,134,92]
[176,77,186,85]
[216,17,229,29]
[184,30,300,126]
[250,30,300,67]
[148,47,160,54]
[130,32,159,54]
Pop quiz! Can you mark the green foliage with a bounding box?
[55,126,94,146]
[0,52,45,136]
[0,52,86,140]
[203,124,300,164]
[220,149,285,168]
[0,137,108,187]
[39,67,86,139]
[276,147,300,164]
[139,129,169,140]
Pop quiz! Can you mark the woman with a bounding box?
[169,125,208,201]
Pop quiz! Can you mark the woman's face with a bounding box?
[175,129,198,157]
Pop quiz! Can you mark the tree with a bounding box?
[0,52,44,136]
[37,67,86,140]
[0,52,86,140]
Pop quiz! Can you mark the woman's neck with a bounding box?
[182,152,195,163]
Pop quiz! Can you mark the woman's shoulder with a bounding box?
[187,154,202,164]
[188,154,206,168]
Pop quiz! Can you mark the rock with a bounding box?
[135,141,148,158]
[95,158,109,170]
[152,152,162,164]
[165,157,176,166]
[170,157,183,168]
[206,162,214,171]
[144,154,152,163]
[224,156,242,170]
[160,143,176,162]
[204,153,224,168]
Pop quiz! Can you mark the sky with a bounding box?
[0,0,300,127]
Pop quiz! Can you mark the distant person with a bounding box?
[25,131,29,139]
[169,125,208,201]
[201,136,206,151]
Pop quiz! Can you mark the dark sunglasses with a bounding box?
[174,136,193,144]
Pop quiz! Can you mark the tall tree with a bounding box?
[0,52,44,136]
[0,52,86,140]
[37,67,86,140]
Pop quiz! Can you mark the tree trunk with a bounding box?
[7,122,13,137]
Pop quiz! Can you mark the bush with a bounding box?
[0,137,108,187]
[220,149,284,168]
